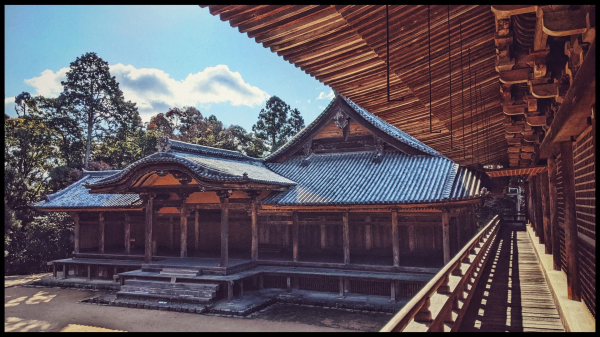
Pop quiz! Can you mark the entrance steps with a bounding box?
[116,279,220,304]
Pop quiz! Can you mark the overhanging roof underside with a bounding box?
[203,5,508,166]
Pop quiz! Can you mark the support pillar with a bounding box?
[540,171,552,254]
[547,155,561,270]
[560,141,581,301]
[169,215,174,251]
[73,212,80,254]
[408,224,415,253]
[456,214,461,251]
[218,191,232,267]
[143,194,155,263]
[364,215,372,250]
[124,214,131,255]
[180,206,188,258]
[194,209,200,252]
[342,211,350,265]
[536,173,545,244]
[98,212,105,253]
[320,224,327,249]
[442,210,451,265]
[251,199,258,260]
[292,211,299,262]
[391,210,400,267]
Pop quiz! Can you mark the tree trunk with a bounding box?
[84,112,93,169]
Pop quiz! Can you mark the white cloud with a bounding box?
[5,97,16,117]
[307,99,311,103]
[20,64,269,123]
[23,67,70,97]
[316,90,335,100]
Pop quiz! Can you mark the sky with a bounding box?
[4,5,335,131]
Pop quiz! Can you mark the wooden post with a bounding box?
[339,276,345,297]
[169,215,174,251]
[320,215,327,249]
[180,206,188,258]
[530,177,538,234]
[455,215,461,251]
[143,194,155,263]
[63,264,68,279]
[87,265,91,281]
[286,276,291,292]
[391,281,397,302]
[408,224,416,252]
[292,211,299,262]
[560,141,581,301]
[391,210,400,267]
[364,215,372,250]
[442,210,450,265]
[540,171,552,254]
[227,280,233,301]
[547,155,561,270]
[73,212,80,254]
[194,209,200,252]
[536,173,545,244]
[52,264,57,278]
[124,214,131,255]
[251,197,258,261]
[98,212,105,253]
[342,211,350,265]
[218,191,231,267]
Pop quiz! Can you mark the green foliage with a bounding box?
[61,52,139,168]
[252,96,300,153]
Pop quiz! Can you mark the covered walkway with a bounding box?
[459,224,564,332]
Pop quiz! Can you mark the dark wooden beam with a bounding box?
[73,212,80,254]
[292,211,299,262]
[343,210,350,265]
[559,141,580,301]
[124,214,131,255]
[218,191,232,267]
[251,200,258,261]
[194,210,200,251]
[540,171,552,254]
[180,206,188,258]
[442,210,450,265]
[98,212,105,254]
[143,194,155,263]
[535,174,545,244]
[392,210,400,267]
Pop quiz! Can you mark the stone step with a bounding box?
[124,279,219,292]
[159,268,200,277]
[120,286,216,299]
[116,291,213,304]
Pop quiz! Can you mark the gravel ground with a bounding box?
[5,274,392,332]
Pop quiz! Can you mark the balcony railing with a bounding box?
[380,214,500,332]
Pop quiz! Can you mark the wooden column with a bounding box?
[364,215,372,251]
[535,173,545,244]
[180,206,188,258]
[250,197,258,261]
[320,224,327,249]
[391,210,400,267]
[342,211,350,265]
[194,209,200,252]
[169,215,174,251]
[218,191,231,267]
[529,177,538,233]
[292,211,299,262]
[540,171,552,254]
[455,215,461,250]
[442,210,450,265]
[408,224,416,252]
[98,212,105,253]
[560,141,581,301]
[124,214,131,255]
[143,194,155,263]
[547,155,561,270]
[73,212,80,254]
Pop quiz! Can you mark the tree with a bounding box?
[288,108,305,134]
[14,92,33,117]
[252,96,293,153]
[61,52,138,169]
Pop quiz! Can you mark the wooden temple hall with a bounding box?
[34,94,491,303]
[33,5,594,330]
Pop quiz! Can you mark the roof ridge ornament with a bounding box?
[300,139,313,167]
[372,135,385,163]
[333,109,349,129]
[156,136,171,152]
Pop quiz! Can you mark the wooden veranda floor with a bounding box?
[459,225,565,332]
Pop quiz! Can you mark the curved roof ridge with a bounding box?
[169,139,261,162]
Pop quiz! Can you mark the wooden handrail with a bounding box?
[380,214,500,332]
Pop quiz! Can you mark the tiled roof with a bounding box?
[262,151,456,206]
[32,170,142,210]
[265,94,444,161]
[85,142,295,189]
[448,166,487,200]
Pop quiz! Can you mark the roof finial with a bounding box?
[156,136,171,152]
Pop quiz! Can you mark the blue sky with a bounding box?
[4,5,335,130]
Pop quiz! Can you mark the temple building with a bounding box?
[33,94,493,303]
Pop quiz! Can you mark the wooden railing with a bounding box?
[380,215,500,332]
[501,211,526,222]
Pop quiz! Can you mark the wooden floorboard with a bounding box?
[458,225,565,332]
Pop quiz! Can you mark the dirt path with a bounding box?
[5,275,390,332]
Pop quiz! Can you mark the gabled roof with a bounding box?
[265,94,444,162]
[84,140,295,191]
[32,170,142,210]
